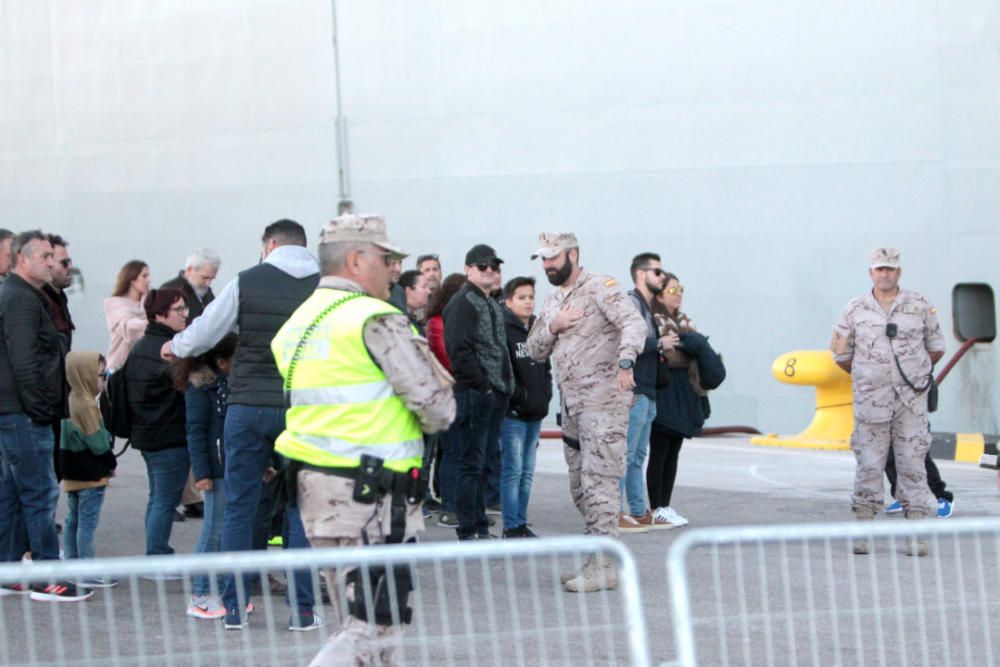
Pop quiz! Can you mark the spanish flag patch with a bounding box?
[605,279,617,287]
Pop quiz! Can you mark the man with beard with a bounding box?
[831,247,944,557]
[416,254,443,292]
[619,253,679,532]
[161,248,220,325]
[525,232,646,592]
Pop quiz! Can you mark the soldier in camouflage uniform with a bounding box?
[831,247,945,557]
[525,232,646,592]
[276,215,455,665]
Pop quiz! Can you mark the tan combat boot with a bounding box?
[853,506,875,555]
[904,511,929,557]
[564,556,618,593]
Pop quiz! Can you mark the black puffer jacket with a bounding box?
[125,322,187,452]
[503,309,552,421]
[0,274,67,424]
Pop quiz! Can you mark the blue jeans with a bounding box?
[455,387,508,538]
[437,408,461,513]
[620,394,656,517]
[141,447,190,556]
[64,486,106,560]
[499,418,541,530]
[193,479,226,596]
[0,414,60,562]
[220,405,313,616]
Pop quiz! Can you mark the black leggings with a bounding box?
[647,425,684,509]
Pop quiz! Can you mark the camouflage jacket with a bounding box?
[526,269,646,414]
[832,288,945,422]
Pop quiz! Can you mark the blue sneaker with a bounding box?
[885,500,903,514]
[937,498,953,518]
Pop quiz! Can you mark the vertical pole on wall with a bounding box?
[330,0,353,214]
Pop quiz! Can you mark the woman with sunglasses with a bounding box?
[647,275,720,528]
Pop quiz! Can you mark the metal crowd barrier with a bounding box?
[667,518,1000,667]
[0,536,649,666]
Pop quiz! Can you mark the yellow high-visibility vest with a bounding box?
[271,289,423,472]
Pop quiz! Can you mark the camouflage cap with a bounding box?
[320,214,407,258]
[869,247,901,269]
[530,232,579,260]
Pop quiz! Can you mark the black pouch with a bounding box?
[354,454,384,504]
[927,377,938,413]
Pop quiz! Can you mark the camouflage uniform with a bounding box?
[527,266,646,537]
[833,287,945,517]
[295,218,455,666]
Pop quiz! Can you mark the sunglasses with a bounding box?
[359,250,396,266]
[665,285,684,295]
[59,258,72,269]
[475,262,501,273]
[642,267,666,277]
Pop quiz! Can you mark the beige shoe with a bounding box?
[853,506,875,555]
[635,510,674,531]
[905,511,929,557]
[564,557,618,593]
[618,513,649,534]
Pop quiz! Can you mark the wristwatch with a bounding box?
[618,359,634,370]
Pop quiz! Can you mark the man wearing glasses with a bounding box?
[42,234,76,481]
[526,232,646,592]
[444,244,514,540]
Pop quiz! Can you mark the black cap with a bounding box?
[464,244,504,266]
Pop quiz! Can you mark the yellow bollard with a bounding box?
[751,350,854,450]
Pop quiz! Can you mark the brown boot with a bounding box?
[564,556,618,593]
[853,506,875,555]
[904,511,929,557]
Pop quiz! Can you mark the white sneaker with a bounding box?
[656,506,689,527]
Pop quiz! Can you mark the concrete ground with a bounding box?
[1,435,998,666]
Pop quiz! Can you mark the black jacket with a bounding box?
[42,284,75,351]
[185,369,227,481]
[443,283,513,395]
[503,309,552,421]
[125,322,187,452]
[161,271,215,324]
[0,274,68,424]
[654,332,725,438]
[627,290,660,401]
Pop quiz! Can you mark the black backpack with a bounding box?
[99,364,133,451]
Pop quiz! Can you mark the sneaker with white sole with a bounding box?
[437,511,459,528]
[30,581,93,602]
[223,602,256,629]
[79,577,119,589]
[885,500,903,514]
[635,510,674,530]
[288,610,324,632]
[618,513,649,534]
[187,595,226,620]
[937,498,953,518]
[656,506,689,527]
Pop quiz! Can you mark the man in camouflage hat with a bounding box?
[526,232,646,592]
[831,247,945,557]
[272,213,455,665]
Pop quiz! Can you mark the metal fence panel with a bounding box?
[667,518,1000,667]
[0,536,649,666]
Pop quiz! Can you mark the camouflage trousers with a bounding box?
[561,400,629,538]
[851,399,935,517]
[298,470,424,667]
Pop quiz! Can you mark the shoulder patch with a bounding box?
[605,279,617,287]
[930,307,936,315]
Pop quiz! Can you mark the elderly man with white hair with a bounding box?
[161,247,221,324]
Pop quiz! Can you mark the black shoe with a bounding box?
[173,509,186,523]
[502,526,525,538]
[457,533,478,541]
[477,532,496,540]
[520,525,538,538]
[423,497,442,511]
[183,503,204,519]
[29,581,93,602]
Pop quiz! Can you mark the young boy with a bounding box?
[500,277,552,538]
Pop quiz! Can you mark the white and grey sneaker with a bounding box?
[656,506,689,527]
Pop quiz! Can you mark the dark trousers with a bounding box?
[455,386,507,538]
[885,445,952,502]
[646,424,684,509]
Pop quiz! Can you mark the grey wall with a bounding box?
[3,0,999,434]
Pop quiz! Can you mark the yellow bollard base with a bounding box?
[751,434,850,451]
